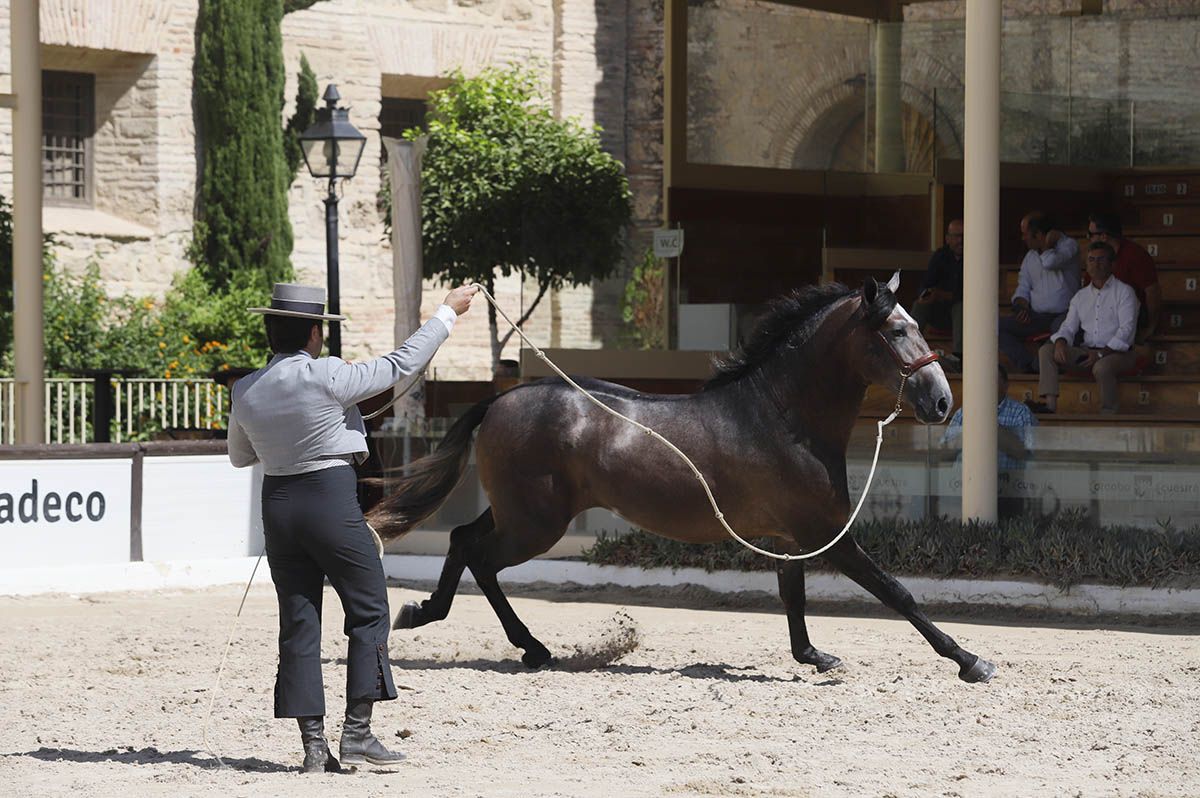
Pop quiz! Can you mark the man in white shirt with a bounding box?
[1032,242,1139,414]
[228,282,477,773]
[998,212,1080,372]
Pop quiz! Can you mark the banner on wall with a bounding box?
[0,459,132,569]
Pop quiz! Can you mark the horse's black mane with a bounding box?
[704,281,897,389]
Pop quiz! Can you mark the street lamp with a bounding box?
[299,84,366,357]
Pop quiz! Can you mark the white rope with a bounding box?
[472,282,904,561]
[201,549,265,768]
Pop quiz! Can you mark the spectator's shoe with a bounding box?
[339,700,406,768]
[298,716,341,774]
[1024,399,1054,414]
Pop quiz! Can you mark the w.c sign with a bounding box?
[653,228,684,258]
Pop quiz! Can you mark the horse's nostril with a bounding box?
[936,396,949,416]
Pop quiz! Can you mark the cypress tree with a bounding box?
[192,0,293,290]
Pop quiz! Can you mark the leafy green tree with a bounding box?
[283,54,319,182]
[192,0,294,290]
[412,66,632,371]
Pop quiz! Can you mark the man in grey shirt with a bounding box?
[228,282,477,772]
[998,212,1080,372]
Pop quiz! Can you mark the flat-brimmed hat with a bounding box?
[248,283,346,321]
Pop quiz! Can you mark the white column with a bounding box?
[12,0,44,445]
[386,136,427,422]
[962,0,1000,522]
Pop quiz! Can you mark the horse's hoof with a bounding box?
[392,601,421,630]
[797,648,843,673]
[521,648,555,669]
[959,655,997,683]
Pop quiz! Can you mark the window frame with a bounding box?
[42,69,96,208]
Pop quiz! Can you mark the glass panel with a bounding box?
[684,7,1200,173]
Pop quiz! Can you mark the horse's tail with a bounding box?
[366,395,500,540]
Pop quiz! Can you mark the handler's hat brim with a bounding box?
[248,282,347,321]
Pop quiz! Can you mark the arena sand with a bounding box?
[0,582,1197,797]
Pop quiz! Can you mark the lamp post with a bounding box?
[299,84,366,357]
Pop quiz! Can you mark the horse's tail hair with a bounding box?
[366,395,500,540]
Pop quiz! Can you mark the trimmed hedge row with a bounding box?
[581,510,1200,590]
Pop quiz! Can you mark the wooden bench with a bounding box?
[864,374,1200,417]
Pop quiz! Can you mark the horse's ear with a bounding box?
[886,270,901,294]
[863,277,879,305]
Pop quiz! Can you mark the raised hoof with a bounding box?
[959,655,997,683]
[392,601,421,630]
[796,647,843,673]
[521,647,556,669]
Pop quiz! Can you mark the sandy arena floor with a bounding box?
[0,581,1198,797]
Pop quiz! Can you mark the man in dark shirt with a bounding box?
[1088,212,1160,343]
[912,218,964,360]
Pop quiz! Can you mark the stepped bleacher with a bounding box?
[832,169,1200,425]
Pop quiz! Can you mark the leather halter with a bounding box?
[875,330,941,377]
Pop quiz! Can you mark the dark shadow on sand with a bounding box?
[6,746,292,774]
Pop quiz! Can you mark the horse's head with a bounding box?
[854,273,952,424]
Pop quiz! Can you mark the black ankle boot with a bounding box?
[339,700,405,767]
[298,716,341,774]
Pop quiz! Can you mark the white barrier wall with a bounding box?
[0,459,133,567]
[141,455,263,560]
[0,443,263,594]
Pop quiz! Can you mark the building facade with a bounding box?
[0,0,666,380]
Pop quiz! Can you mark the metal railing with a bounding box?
[0,378,228,445]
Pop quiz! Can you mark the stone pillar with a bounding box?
[12,0,44,444]
[873,21,904,173]
[962,0,1001,523]
[386,136,427,422]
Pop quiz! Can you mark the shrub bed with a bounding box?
[582,510,1200,590]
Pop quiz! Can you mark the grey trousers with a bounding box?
[998,310,1066,372]
[911,300,963,354]
[1037,344,1139,413]
[261,465,397,718]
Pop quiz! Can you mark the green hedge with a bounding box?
[582,510,1200,590]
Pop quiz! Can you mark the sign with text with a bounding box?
[0,459,131,569]
[652,228,684,258]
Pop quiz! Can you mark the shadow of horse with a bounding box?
[6,746,292,774]
[335,656,838,685]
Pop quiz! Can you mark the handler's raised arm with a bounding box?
[326,285,478,408]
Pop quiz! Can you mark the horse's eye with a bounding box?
[891,328,908,340]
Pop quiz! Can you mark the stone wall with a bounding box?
[0,0,666,381]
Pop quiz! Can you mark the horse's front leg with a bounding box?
[821,536,996,683]
[775,538,842,673]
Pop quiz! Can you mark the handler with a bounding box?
[227,282,477,773]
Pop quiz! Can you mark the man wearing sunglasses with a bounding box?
[1087,212,1160,344]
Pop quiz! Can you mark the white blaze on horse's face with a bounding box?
[881,303,953,424]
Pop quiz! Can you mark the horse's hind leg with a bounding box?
[393,509,493,630]
[460,507,572,668]
[822,536,996,683]
[775,543,842,673]
[470,566,555,668]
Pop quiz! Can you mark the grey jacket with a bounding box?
[227,305,457,476]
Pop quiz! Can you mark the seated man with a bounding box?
[1032,242,1139,414]
[941,363,1037,470]
[1088,212,1161,343]
[941,364,1038,519]
[999,212,1080,373]
[912,218,964,361]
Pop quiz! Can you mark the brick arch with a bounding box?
[767,51,964,169]
[41,0,171,54]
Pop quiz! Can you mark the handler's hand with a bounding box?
[1052,338,1069,366]
[444,284,479,316]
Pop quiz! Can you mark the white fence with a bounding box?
[0,378,228,444]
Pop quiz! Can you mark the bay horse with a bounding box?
[368,275,997,683]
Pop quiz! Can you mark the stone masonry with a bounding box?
[0,0,667,381]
